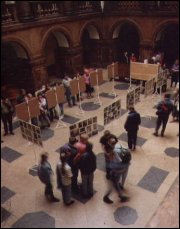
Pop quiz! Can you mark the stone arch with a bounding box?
[1,38,35,94]
[79,20,103,41]
[109,19,143,41]
[152,19,179,44]
[41,25,73,53]
[2,37,33,60]
[152,20,179,66]
[80,21,103,67]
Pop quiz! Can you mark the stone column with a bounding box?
[139,41,154,62]
[16,1,34,22]
[30,57,48,90]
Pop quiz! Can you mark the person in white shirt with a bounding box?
[56,153,75,206]
[38,94,50,128]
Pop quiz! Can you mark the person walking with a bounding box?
[56,153,75,206]
[62,75,76,107]
[124,107,141,150]
[38,153,60,202]
[79,142,96,198]
[99,130,118,179]
[153,93,174,137]
[1,97,15,136]
[103,138,129,204]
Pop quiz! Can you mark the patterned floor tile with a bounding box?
[81,102,101,111]
[138,166,169,193]
[1,186,16,204]
[61,114,80,124]
[114,206,138,225]
[164,147,179,158]
[1,207,11,223]
[12,211,55,228]
[1,147,23,163]
[118,133,147,146]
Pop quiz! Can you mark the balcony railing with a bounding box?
[74,1,101,13]
[1,3,18,24]
[104,1,179,15]
[33,2,63,19]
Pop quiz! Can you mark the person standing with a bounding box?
[38,153,60,202]
[84,70,93,99]
[171,59,179,87]
[153,93,174,137]
[1,97,14,136]
[79,142,96,198]
[56,153,75,206]
[62,75,76,107]
[60,137,79,193]
[16,89,27,104]
[124,107,141,150]
[130,53,137,62]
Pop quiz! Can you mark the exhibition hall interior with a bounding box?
[1,1,179,228]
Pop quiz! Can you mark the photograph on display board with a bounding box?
[126,90,135,110]
[104,99,121,125]
[134,86,141,104]
[69,116,98,139]
[19,120,43,147]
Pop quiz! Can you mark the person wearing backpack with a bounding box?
[56,153,75,206]
[38,153,60,202]
[124,106,141,151]
[100,131,118,179]
[103,138,129,204]
[79,142,96,198]
[153,93,174,137]
[113,143,131,190]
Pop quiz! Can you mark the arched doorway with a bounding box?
[1,41,33,97]
[154,24,179,67]
[43,31,71,79]
[112,22,140,62]
[81,24,101,67]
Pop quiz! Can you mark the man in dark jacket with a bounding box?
[153,93,173,137]
[79,142,96,198]
[1,97,15,136]
[124,107,141,150]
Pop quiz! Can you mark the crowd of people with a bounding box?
[38,125,133,205]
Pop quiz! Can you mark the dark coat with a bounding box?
[124,111,141,132]
[156,98,174,117]
[79,151,96,175]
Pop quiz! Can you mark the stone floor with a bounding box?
[1,70,179,228]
